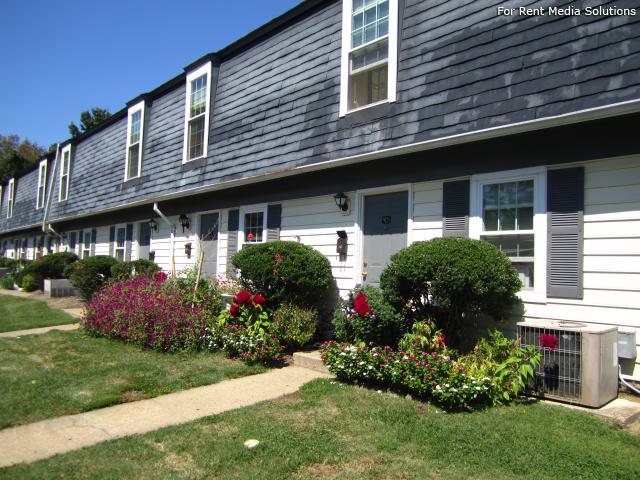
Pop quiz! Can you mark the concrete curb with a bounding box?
[0,366,331,467]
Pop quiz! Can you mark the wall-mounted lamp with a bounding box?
[178,214,191,233]
[184,242,192,259]
[334,192,349,212]
[148,218,158,232]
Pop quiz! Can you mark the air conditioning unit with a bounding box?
[517,320,618,408]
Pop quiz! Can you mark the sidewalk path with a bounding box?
[0,323,80,338]
[0,366,331,467]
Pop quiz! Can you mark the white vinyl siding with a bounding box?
[36,159,47,209]
[183,62,212,163]
[125,101,145,180]
[59,145,71,201]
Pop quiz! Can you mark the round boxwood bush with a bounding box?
[65,255,120,300]
[111,259,160,280]
[22,252,79,290]
[270,303,318,349]
[231,240,334,311]
[380,237,521,343]
[333,285,405,347]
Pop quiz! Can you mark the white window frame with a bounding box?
[113,224,127,261]
[339,0,398,116]
[469,166,547,303]
[0,185,3,214]
[36,159,47,209]
[80,230,92,259]
[182,62,212,163]
[124,101,145,181]
[59,144,71,201]
[7,178,15,219]
[238,204,268,250]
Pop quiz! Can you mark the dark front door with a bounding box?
[200,213,219,277]
[138,222,151,261]
[362,191,408,286]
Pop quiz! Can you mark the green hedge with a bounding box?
[65,256,120,300]
[231,241,334,311]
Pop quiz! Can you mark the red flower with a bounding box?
[235,290,251,305]
[353,293,373,317]
[540,333,558,351]
[155,272,168,281]
[253,294,266,305]
[230,304,240,317]
[437,333,446,347]
[247,233,255,240]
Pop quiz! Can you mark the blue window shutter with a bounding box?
[442,180,470,237]
[125,224,133,261]
[547,167,584,299]
[90,228,97,256]
[108,226,116,257]
[226,209,240,277]
[266,204,282,242]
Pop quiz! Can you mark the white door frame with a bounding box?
[354,183,413,286]
[196,209,221,276]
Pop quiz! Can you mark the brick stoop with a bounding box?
[293,350,332,375]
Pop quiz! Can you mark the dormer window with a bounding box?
[340,0,398,115]
[183,62,212,163]
[36,159,47,209]
[125,101,145,180]
[7,178,15,218]
[59,144,71,201]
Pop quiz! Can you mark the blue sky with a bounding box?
[0,0,301,148]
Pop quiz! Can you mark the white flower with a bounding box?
[244,439,260,449]
[435,385,442,391]
[445,384,450,388]
[475,386,481,391]
[463,385,468,389]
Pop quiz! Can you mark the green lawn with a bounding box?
[0,330,265,429]
[2,380,638,479]
[0,295,77,332]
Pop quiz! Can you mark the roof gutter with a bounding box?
[8,98,640,230]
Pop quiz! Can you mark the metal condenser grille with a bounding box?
[519,325,582,400]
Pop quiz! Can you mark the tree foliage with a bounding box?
[68,108,111,138]
[0,134,46,185]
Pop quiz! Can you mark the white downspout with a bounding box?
[153,202,176,277]
[41,144,60,233]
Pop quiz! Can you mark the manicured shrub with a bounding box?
[65,256,120,300]
[110,259,160,280]
[0,257,19,271]
[21,273,39,292]
[380,237,521,344]
[0,274,15,290]
[321,341,494,410]
[21,252,78,290]
[231,241,334,311]
[83,273,209,352]
[333,285,405,347]
[204,324,283,365]
[270,303,318,349]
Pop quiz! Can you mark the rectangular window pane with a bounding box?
[190,75,207,118]
[244,212,264,243]
[349,63,388,109]
[351,39,388,71]
[115,249,124,261]
[483,180,534,231]
[60,176,68,200]
[481,234,534,258]
[188,117,205,160]
[116,228,126,248]
[130,110,141,144]
[482,184,499,231]
[63,152,70,174]
[128,145,140,178]
[499,182,517,230]
[351,0,388,48]
[517,180,534,230]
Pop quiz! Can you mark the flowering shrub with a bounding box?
[204,324,283,365]
[270,303,318,349]
[333,285,405,347]
[212,274,242,295]
[83,273,209,352]
[218,290,269,335]
[397,319,447,354]
[320,341,493,409]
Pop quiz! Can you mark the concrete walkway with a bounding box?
[0,365,331,468]
[0,323,79,338]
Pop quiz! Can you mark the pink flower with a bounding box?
[247,233,255,240]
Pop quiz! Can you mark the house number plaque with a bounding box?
[382,216,391,224]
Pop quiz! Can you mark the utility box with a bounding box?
[618,329,637,359]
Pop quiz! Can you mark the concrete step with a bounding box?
[293,350,332,375]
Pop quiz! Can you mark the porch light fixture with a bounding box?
[148,218,158,232]
[334,192,349,212]
[178,214,191,233]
